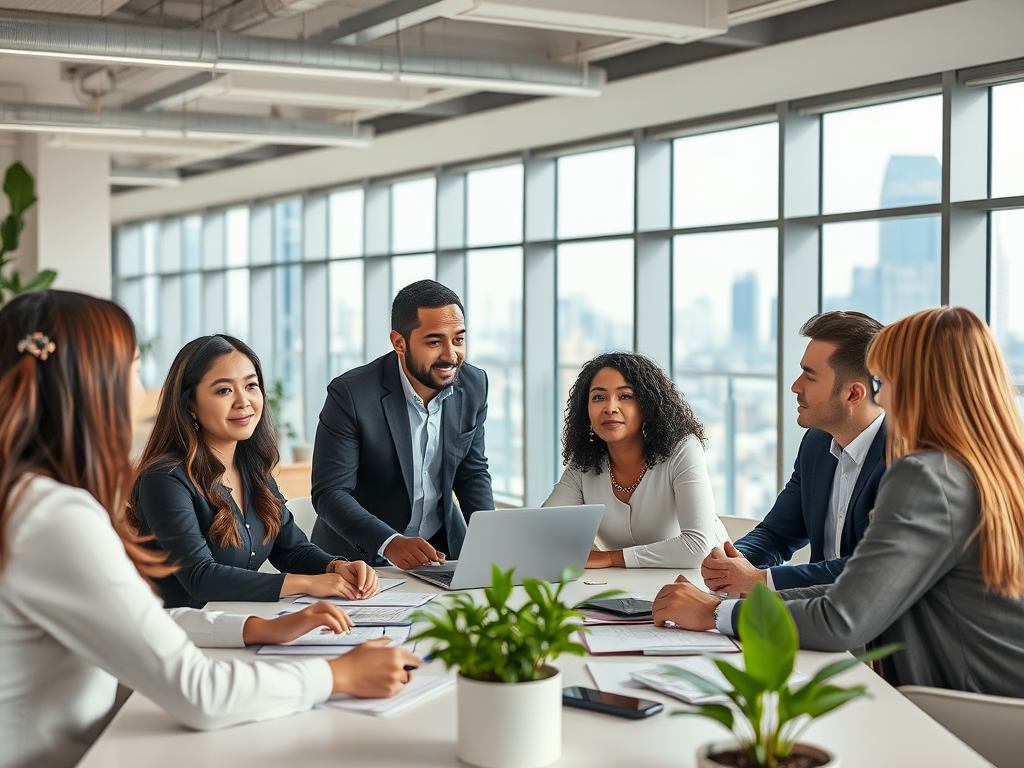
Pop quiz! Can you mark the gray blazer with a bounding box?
[775,452,1024,696]
[310,352,493,565]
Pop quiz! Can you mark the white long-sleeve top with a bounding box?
[542,435,726,568]
[0,475,333,768]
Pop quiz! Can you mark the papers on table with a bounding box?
[294,591,434,608]
[631,659,810,705]
[342,606,417,625]
[581,623,738,655]
[587,662,664,698]
[316,674,454,717]
[256,626,411,656]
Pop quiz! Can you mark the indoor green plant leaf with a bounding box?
[670,583,900,768]
[410,564,622,683]
[3,162,37,216]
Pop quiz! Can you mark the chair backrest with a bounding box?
[719,515,760,541]
[900,685,1024,768]
[287,496,317,539]
[718,515,811,565]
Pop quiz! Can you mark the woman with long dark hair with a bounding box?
[0,291,418,768]
[132,334,377,608]
[543,352,725,568]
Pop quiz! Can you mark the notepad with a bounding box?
[293,592,435,608]
[631,659,810,705]
[316,675,455,717]
[256,626,411,655]
[581,623,739,655]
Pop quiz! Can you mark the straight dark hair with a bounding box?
[0,290,168,578]
[391,279,464,341]
[131,335,283,549]
[800,311,883,397]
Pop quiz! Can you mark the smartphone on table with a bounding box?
[562,686,663,719]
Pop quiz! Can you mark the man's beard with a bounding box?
[406,351,462,391]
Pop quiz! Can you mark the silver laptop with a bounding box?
[408,505,605,590]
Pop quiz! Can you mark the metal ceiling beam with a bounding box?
[308,0,468,45]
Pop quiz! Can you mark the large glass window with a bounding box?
[557,146,635,239]
[329,189,364,257]
[991,82,1024,199]
[821,216,941,323]
[391,254,436,299]
[391,177,436,254]
[467,247,524,501]
[329,259,365,377]
[822,96,943,215]
[556,239,634,461]
[467,164,524,247]
[673,229,778,518]
[991,209,1024,394]
[673,123,779,228]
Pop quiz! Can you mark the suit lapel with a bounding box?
[845,420,886,525]
[381,353,414,505]
[441,385,463,492]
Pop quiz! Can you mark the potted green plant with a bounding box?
[1,161,56,304]
[411,565,620,768]
[265,379,300,454]
[665,583,899,768]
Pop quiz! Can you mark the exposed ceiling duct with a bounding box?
[0,102,374,147]
[0,14,606,97]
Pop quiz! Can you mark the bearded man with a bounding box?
[311,280,493,569]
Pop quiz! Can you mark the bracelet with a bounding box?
[327,559,345,574]
[712,599,723,628]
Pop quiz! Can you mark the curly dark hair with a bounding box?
[561,352,706,474]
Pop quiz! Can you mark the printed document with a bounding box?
[317,675,454,717]
[582,624,738,655]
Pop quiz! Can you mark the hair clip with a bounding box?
[17,332,56,361]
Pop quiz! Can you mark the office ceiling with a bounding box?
[0,0,966,189]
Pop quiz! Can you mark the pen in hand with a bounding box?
[403,654,433,672]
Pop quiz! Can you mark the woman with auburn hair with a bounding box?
[132,334,377,608]
[543,352,726,568]
[653,307,1024,695]
[0,291,419,768]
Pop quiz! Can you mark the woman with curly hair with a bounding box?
[543,352,726,569]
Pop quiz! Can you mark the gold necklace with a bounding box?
[609,464,647,494]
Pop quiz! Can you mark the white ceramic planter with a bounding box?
[291,443,313,463]
[696,741,837,768]
[456,667,562,768]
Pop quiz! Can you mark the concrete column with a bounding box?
[28,139,112,297]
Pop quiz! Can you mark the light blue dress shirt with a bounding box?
[377,365,453,558]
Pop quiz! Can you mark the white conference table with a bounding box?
[78,567,993,768]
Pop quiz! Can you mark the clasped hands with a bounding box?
[700,540,766,597]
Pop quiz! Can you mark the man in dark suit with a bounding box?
[310,280,493,569]
[702,311,885,594]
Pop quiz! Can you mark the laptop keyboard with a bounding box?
[428,570,455,586]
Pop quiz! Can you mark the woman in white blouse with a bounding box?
[0,290,419,768]
[543,352,726,568]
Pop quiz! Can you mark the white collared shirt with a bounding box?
[765,412,885,590]
[377,365,453,558]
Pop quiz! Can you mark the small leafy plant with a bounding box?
[667,583,900,768]
[265,379,298,441]
[0,162,55,304]
[411,565,621,683]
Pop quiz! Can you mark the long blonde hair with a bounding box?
[867,306,1024,598]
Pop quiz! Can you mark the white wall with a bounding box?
[112,0,1024,223]
[35,144,112,297]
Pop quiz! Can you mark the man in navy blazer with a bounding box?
[702,311,885,593]
[310,281,493,569]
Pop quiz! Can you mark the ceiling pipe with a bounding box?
[0,102,374,147]
[0,14,605,97]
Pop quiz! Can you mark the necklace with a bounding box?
[609,464,647,494]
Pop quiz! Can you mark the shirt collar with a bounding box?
[398,361,453,408]
[830,411,885,465]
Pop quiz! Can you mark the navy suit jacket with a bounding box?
[310,352,494,565]
[734,421,886,590]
